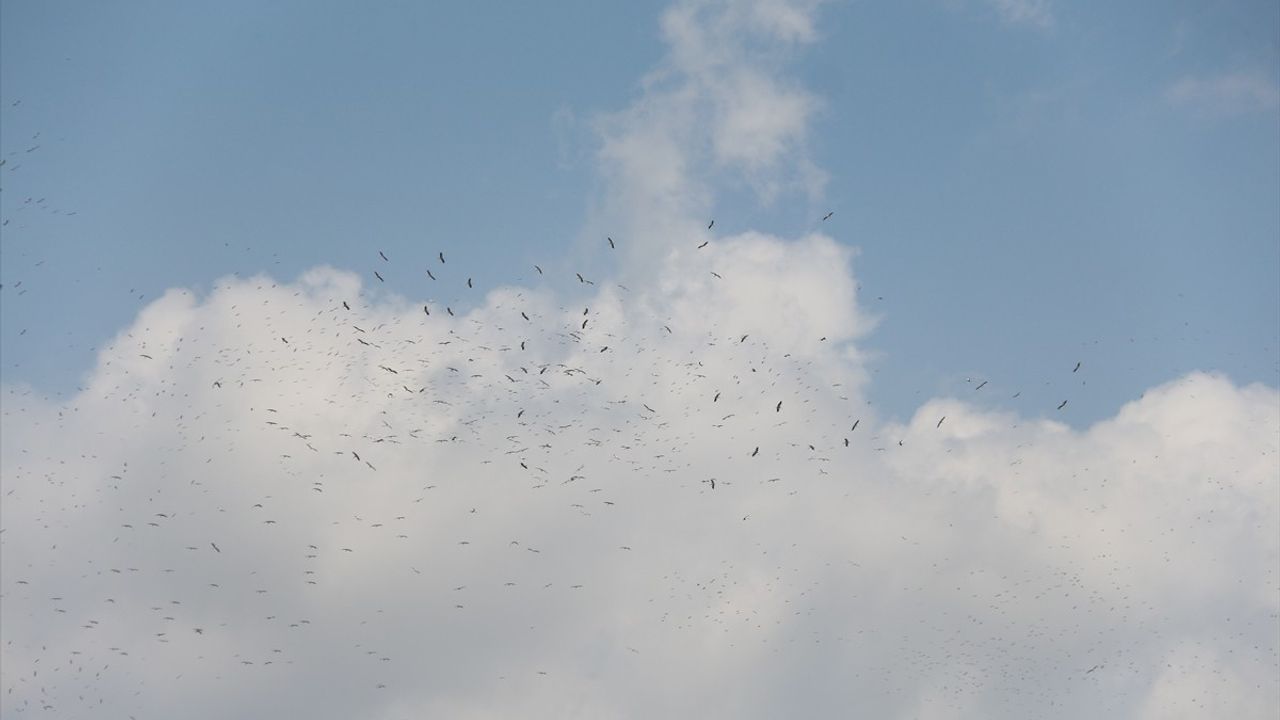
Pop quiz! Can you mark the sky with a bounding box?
[1,1,1277,718]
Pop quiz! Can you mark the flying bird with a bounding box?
[379,251,388,261]
[1057,400,1068,410]
[467,278,473,288]
[534,265,543,274]
[210,542,220,553]
[707,220,714,229]
[1073,361,1081,372]
[822,212,834,221]
[607,237,615,249]
[426,270,436,280]
[438,252,445,263]
[342,301,350,310]
[975,380,988,390]
[374,271,384,282]
[776,400,782,412]
[937,416,946,428]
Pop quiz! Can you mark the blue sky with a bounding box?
[2,0,1277,422]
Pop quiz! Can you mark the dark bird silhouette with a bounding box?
[343,301,350,310]
[751,447,759,457]
[446,307,454,316]
[423,305,430,315]
[822,212,834,221]
[937,416,946,428]
[534,265,543,274]
[379,251,388,261]
[467,278,473,288]
[776,400,782,412]
[576,272,585,283]
[426,270,436,280]
[1057,400,1068,410]
[1073,361,1081,373]
[851,419,860,431]
[975,380,988,390]
[697,241,709,249]
[707,220,714,229]
[374,271,384,282]
[438,252,445,263]
[210,542,220,553]
[608,237,615,249]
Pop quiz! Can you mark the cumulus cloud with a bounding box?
[3,1,1278,719]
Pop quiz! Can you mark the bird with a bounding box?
[697,241,709,249]
[707,220,714,229]
[936,416,945,428]
[467,278,473,288]
[374,271,384,282]
[576,272,585,283]
[975,380,988,390]
[423,305,430,315]
[1073,362,1081,373]
[342,301,350,310]
[379,251,388,261]
[776,401,782,412]
[534,265,543,274]
[751,447,759,457]
[608,237,615,249]
[822,212,834,221]
[210,542,220,553]
[438,252,445,263]
[1057,400,1068,410]
[426,270,436,280]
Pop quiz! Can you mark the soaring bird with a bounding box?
[975,380,988,390]
[707,220,714,229]
[423,305,430,315]
[534,265,543,274]
[697,241,709,249]
[438,252,445,263]
[751,447,759,457]
[776,400,782,412]
[576,272,585,283]
[1073,361,1081,373]
[379,250,388,261]
[426,269,436,280]
[1057,400,1068,410]
[936,416,946,428]
[374,271,384,282]
[210,542,220,553]
[822,211,834,221]
[467,278,473,288]
[607,237,615,249]
[342,301,350,310]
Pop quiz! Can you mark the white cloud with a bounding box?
[1166,71,1280,115]
[3,1,1278,719]
[985,0,1054,29]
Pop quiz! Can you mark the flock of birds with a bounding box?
[2,104,1274,720]
[0,214,1145,720]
